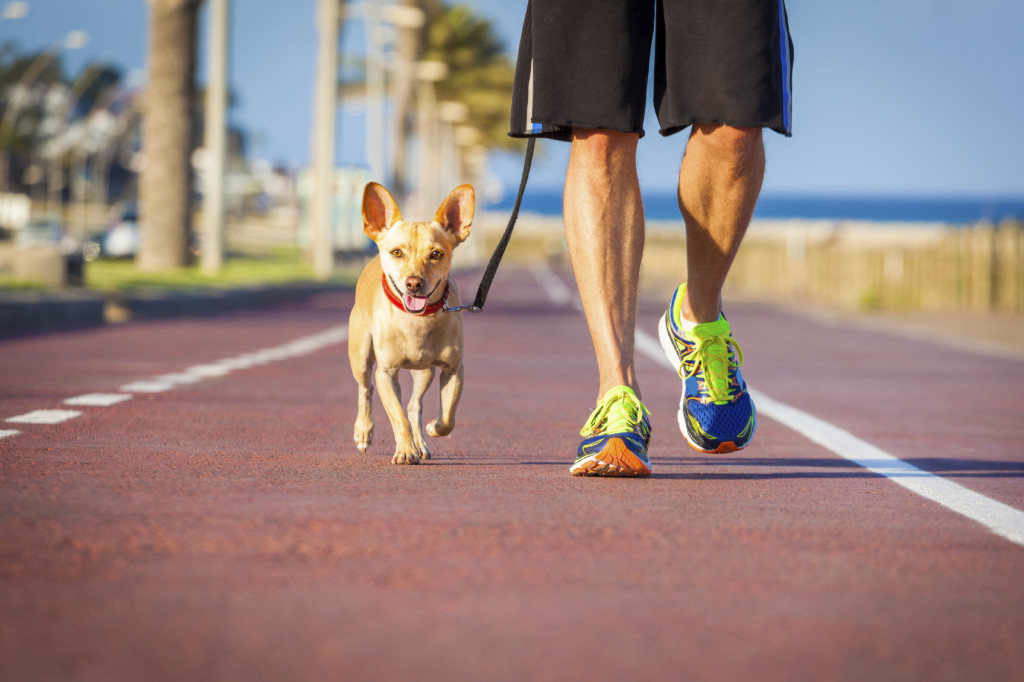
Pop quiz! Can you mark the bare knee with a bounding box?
[689,124,763,164]
[570,128,639,168]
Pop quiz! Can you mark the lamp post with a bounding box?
[201,0,229,274]
[309,0,341,280]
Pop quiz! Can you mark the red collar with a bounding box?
[381,273,450,316]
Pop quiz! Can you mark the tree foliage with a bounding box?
[422,3,517,151]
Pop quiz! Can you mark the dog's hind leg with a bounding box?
[408,368,435,459]
[427,364,463,438]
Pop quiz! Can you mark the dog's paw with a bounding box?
[426,419,453,438]
[413,437,431,460]
[354,425,374,453]
[392,450,421,465]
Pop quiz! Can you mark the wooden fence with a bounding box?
[474,214,1024,314]
[643,219,1024,314]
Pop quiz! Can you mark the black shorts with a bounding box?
[509,0,794,141]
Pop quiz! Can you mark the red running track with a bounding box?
[1,266,1022,682]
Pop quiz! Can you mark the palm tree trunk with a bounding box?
[138,0,200,270]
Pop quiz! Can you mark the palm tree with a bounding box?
[137,0,201,271]
[422,3,516,153]
[339,2,515,203]
[0,50,66,193]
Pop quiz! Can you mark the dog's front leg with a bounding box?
[408,368,435,460]
[427,363,463,438]
[375,366,421,464]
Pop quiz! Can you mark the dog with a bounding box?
[348,182,474,464]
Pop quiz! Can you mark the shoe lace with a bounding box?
[681,331,744,405]
[580,387,649,438]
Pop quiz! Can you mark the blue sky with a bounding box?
[4,0,1023,199]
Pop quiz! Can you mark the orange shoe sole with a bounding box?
[570,438,652,477]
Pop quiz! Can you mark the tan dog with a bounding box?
[348,182,474,464]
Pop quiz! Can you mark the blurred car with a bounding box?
[14,215,63,249]
[103,200,138,258]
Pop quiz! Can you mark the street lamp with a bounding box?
[309,0,341,280]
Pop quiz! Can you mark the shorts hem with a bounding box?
[659,118,793,138]
[509,119,646,142]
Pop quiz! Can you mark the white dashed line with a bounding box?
[154,372,206,386]
[6,409,82,425]
[3,324,351,443]
[64,393,133,407]
[119,380,176,393]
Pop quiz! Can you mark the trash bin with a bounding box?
[65,251,85,287]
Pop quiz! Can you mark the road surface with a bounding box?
[2,266,1023,682]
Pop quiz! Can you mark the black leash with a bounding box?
[444,137,536,314]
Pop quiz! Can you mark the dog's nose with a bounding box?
[405,276,425,293]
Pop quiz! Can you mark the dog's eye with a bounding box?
[430,250,444,261]
[389,248,403,259]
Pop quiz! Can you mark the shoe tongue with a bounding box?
[403,294,428,313]
[691,318,730,338]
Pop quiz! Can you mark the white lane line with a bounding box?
[120,380,176,393]
[64,393,133,407]
[184,364,231,378]
[0,429,20,439]
[6,409,82,425]
[749,388,1024,547]
[531,262,1024,547]
[636,322,1024,547]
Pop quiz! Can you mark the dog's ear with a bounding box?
[433,184,474,243]
[362,182,403,241]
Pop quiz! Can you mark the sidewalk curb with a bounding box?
[0,282,346,335]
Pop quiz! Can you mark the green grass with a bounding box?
[83,247,357,293]
[0,277,48,291]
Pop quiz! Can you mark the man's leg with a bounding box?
[657,123,764,454]
[564,128,645,401]
[565,127,653,477]
[676,124,765,324]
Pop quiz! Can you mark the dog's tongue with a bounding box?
[403,294,428,313]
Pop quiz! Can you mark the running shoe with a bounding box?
[658,283,756,454]
[571,385,652,477]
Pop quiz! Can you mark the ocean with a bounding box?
[484,190,1024,224]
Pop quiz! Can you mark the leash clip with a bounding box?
[442,304,482,314]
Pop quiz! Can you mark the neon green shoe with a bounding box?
[571,386,652,477]
[658,283,757,453]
